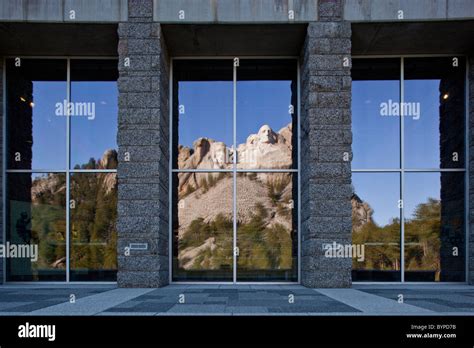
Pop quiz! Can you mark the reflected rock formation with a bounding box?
[177,123,293,197]
[26,149,118,273]
[237,124,292,170]
[351,193,374,232]
[175,124,295,271]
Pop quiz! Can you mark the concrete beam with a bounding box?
[352,21,474,55]
[0,0,23,20]
[154,0,318,23]
[27,0,63,21]
[0,23,119,56]
[161,24,307,56]
[154,0,215,22]
[448,0,474,20]
[0,0,128,22]
[345,0,474,22]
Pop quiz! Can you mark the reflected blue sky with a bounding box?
[352,76,453,226]
[352,80,400,169]
[178,81,233,148]
[352,172,442,226]
[404,173,441,220]
[71,82,118,168]
[352,173,400,226]
[352,79,443,169]
[404,79,441,168]
[31,82,67,169]
[237,81,292,145]
[29,68,456,226]
[31,81,117,169]
[178,80,292,148]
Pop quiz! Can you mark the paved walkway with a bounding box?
[0,284,473,316]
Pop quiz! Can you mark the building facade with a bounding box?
[0,0,473,288]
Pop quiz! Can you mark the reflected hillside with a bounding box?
[28,150,117,274]
[352,193,443,280]
[175,124,295,273]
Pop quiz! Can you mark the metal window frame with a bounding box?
[169,56,301,284]
[351,54,469,284]
[2,56,118,284]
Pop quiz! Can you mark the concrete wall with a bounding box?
[116,0,170,287]
[154,0,318,23]
[345,0,474,22]
[299,0,352,287]
[0,0,128,22]
[1,0,474,24]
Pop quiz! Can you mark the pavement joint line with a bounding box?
[316,288,434,314]
[26,288,156,316]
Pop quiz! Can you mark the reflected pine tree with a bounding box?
[352,197,441,277]
[70,156,117,276]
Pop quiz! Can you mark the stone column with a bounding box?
[116,0,170,287]
[300,0,352,288]
[469,56,474,285]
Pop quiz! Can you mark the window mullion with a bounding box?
[232,58,237,284]
[400,57,405,283]
[66,58,71,283]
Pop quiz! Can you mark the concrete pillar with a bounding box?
[300,0,352,287]
[116,0,170,287]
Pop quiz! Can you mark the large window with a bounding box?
[5,58,118,281]
[172,59,298,282]
[351,57,466,282]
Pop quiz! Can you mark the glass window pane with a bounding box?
[236,59,297,170]
[172,172,233,281]
[173,60,233,170]
[7,173,66,281]
[6,59,67,170]
[404,172,465,282]
[352,59,400,169]
[70,59,118,169]
[237,172,298,281]
[70,173,117,281]
[404,57,465,169]
[352,173,401,281]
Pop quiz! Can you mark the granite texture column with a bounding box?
[300,0,353,287]
[116,0,170,287]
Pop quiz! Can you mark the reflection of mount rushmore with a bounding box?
[174,123,376,271]
[176,123,373,232]
[178,123,293,170]
[176,124,295,270]
[177,123,293,196]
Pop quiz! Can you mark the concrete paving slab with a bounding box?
[225,306,269,313]
[27,288,155,316]
[96,312,158,316]
[1,284,472,316]
[0,302,34,310]
[156,312,233,316]
[317,288,433,314]
[167,304,227,313]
